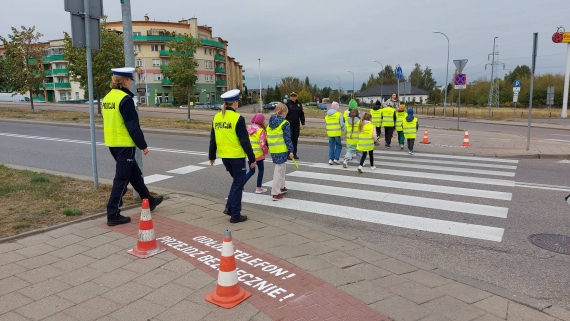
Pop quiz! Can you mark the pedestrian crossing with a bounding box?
[242,151,518,242]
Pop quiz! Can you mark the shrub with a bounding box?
[63,208,83,216]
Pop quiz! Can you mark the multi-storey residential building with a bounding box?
[0,39,85,102]
[107,15,244,105]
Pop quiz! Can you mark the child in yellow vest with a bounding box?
[245,113,269,193]
[395,106,407,150]
[343,108,362,168]
[356,113,377,173]
[401,108,419,155]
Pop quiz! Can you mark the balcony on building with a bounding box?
[162,79,173,86]
[42,82,71,90]
[44,68,69,76]
[215,67,226,74]
[216,80,227,87]
[159,50,170,57]
[42,54,66,63]
[214,54,225,62]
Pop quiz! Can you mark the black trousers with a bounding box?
[222,158,246,219]
[107,147,155,219]
[384,127,395,145]
[359,151,374,166]
[408,139,416,151]
[375,126,381,138]
[290,125,300,156]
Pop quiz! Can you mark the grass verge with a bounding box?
[0,164,138,238]
[0,107,331,137]
[409,105,561,119]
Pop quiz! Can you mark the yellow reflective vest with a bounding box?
[213,110,246,158]
[102,89,136,147]
[345,119,360,146]
[370,109,382,127]
[249,127,264,159]
[395,111,407,131]
[267,120,289,154]
[357,123,375,152]
[381,107,395,127]
[402,117,418,139]
[325,112,342,137]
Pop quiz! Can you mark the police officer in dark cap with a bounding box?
[285,92,305,159]
[102,67,163,226]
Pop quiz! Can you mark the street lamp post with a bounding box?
[138,52,148,107]
[258,58,262,113]
[333,75,341,103]
[487,36,498,118]
[346,70,354,99]
[433,30,450,117]
[372,60,384,103]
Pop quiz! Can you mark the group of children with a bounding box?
[243,94,419,200]
[327,93,419,172]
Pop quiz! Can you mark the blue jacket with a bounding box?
[268,115,294,164]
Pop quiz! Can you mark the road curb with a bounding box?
[3,117,567,159]
[418,115,570,132]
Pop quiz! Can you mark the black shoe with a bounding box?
[150,196,163,211]
[230,215,248,223]
[107,215,131,226]
[294,155,299,160]
[223,207,231,216]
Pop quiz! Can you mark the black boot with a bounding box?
[107,215,131,226]
[150,196,163,211]
[230,215,248,223]
[223,207,231,216]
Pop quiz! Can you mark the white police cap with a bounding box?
[220,89,240,102]
[111,67,136,77]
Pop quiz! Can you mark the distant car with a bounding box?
[318,104,327,110]
[211,104,222,110]
[305,102,317,106]
[263,101,280,110]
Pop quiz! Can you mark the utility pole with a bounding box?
[121,0,141,197]
[527,33,538,151]
[486,37,505,117]
[258,58,262,112]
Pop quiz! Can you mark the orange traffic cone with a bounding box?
[420,130,430,144]
[462,130,471,147]
[127,199,166,259]
[205,230,251,309]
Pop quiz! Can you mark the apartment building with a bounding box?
[107,15,244,105]
[0,39,84,102]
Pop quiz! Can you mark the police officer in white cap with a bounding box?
[209,89,256,223]
[102,67,163,226]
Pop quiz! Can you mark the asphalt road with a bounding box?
[4,102,570,140]
[1,121,570,309]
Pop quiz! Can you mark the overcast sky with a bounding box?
[1,0,569,91]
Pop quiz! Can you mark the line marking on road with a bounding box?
[370,155,518,170]
[551,134,570,137]
[543,139,570,143]
[515,181,570,192]
[200,159,223,166]
[263,181,508,218]
[349,160,515,177]
[287,171,512,200]
[374,150,519,163]
[304,162,516,187]
[166,165,205,174]
[143,174,173,184]
[242,193,504,242]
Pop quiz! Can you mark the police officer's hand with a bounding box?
[250,161,257,169]
[302,125,305,130]
[209,160,216,166]
[143,148,149,155]
[289,153,294,159]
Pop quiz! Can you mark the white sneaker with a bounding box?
[358,165,363,173]
[343,160,347,168]
[370,166,377,170]
[329,159,333,165]
[334,160,341,165]
[255,187,267,194]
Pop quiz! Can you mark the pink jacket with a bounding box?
[247,124,268,161]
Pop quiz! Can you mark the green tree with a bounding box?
[274,85,282,102]
[63,18,124,116]
[504,65,531,84]
[278,77,304,98]
[162,34,201,122]
[409,63,423,90]
[297,88,311,103]
[321,86,331,99]
[0,26,44,112]
[422,66,436,91]
[0,58,8,92]
[304,76,310,89]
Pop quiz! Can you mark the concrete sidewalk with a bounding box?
[3,117,570,159]
[1,191,568,321]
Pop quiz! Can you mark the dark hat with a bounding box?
[289,92,297,97]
